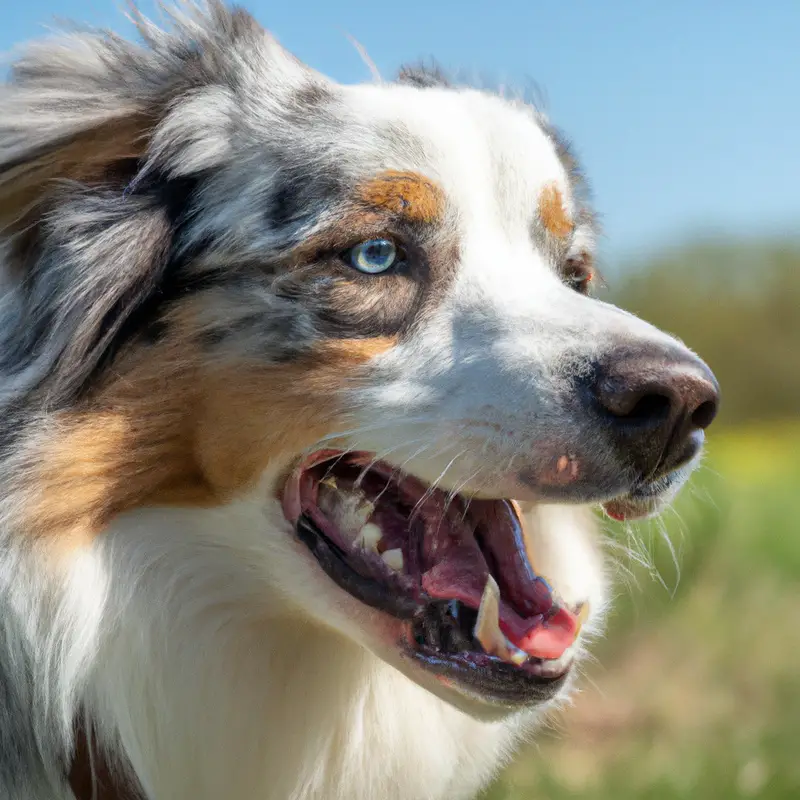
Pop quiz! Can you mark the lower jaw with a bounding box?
[407,639,577,707]
[295,509,580,710]
[365,640,575,720]
[286,456,591,711]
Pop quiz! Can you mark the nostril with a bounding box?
[592,347,720,479]
[594,350,720,437]
[691,398,718,430]
[623,392,672,424]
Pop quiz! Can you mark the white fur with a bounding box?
[0,481,605,800]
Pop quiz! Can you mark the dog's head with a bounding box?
[0,3,718,719]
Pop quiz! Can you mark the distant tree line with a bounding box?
[604,237,800,427]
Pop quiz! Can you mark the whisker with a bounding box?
[406,443,465,525]
[371,440,437,507]
[414,449,469,538]
[353,436,432,489]
[306,416,432,450]
[446,466,485,518]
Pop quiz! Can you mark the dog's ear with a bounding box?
[0,113,152,238]
[0,3,316,403]
[0,2,328,243]
[0,20,163,240]
[0,3,271,237]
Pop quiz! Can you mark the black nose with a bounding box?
[593,345,720,478]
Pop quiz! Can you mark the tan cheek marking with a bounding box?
[195,336,398,495]
[21,331,398,543]
[358,170,444,224]
[315,335,398,362]
[22,345,213,544]
[538,183,574,238]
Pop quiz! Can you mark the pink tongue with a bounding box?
[502,607,579,661]
[414,492,577,660]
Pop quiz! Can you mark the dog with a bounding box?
[0,3,720,798]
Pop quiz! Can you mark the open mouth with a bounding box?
[283,450,587,706]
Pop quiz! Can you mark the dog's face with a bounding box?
[0,5,718,721]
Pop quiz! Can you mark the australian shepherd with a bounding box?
[0,3,719,799]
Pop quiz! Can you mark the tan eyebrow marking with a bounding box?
[538,183,574,239]
[357,170,444,224]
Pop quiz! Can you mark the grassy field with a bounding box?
[483,420,800,800]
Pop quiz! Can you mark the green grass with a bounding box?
[482,420,800,800]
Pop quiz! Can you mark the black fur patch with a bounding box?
[266,159,348,240]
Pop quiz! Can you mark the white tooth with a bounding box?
[316,485,339,518]
[318,480,375,541]
[474,576,503,651]
[356,523,383,553]
[381,548,404,572]
[474,576,529,666]
[501,638,529,665]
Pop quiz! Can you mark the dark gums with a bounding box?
[296,515,419,619]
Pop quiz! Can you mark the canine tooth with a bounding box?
[381,548,404,572]
[356,523,383,553]
[474,577,529,665]
[474,576,503,651]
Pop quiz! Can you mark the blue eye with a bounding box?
[346,239,399,274]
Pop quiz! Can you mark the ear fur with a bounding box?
[0,2,283,405]
[0,1,273,236]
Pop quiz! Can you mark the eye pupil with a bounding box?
[347,238,399,274]
[366,241,389,258]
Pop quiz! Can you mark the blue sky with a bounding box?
[3,1,798,264]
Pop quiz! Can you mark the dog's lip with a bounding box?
[407,641,574,706]
[602,495,657,521]
[602,473,680,521]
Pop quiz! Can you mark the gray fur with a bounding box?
[0,190,175,406]
[0,625,67,799]
[0,2,344,409]
[397,61,452,89]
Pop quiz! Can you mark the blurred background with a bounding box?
[4,2,799,797]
